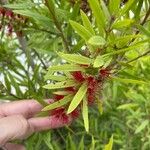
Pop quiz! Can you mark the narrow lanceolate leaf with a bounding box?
[88,36,106,47]
[88,0,105,36]
[42,94,73,111]
[82,96,89,132]
[106,40,149,56]
[48,64,85,72]
[137,25,150,37]
[80,10,95,35]
[100,0,111,21]
[70,20,93,40]
[108,0,120,16]
[104,135,113,150]
[117,103,139,110]
[120,0,135,16]
[135,120,149,134]
[43,80,77,89]
[53,91,71,95]
[67,82,88,114]
[112,19,134,29]
[112,77,148,85]
[58,52,93,65]
[44,75,67,81]
[13,10,52,24]
[4,3,34,9]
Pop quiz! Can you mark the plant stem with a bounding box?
[127,50,150,64]
[45,0,70,52]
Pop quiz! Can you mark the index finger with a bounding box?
[0,100,43,118]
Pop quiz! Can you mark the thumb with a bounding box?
[0,115,34,146]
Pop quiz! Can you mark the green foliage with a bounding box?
[1,0,150,149]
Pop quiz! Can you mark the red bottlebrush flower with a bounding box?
[51,107,65,116]
[53,94,64,101]
[87,88,95,105]
[0,7,5,16]
[70,108,80,119]
[87,76,97,90]
[86,76,98,105]
[99,68,110,78]
[5,10,14,18]
[51,108,69,124]
[65,87,76,92]
[71,71,85,82]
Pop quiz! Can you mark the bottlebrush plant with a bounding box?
[41,0,150,132]
[1,0,150,149]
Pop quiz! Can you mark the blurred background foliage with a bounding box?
[0,0,150,149]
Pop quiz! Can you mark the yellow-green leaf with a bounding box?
[67,82,87,114]
[58,52,93,65]
[80,10,95,35]
[88,36,106,47]
[112,19,134,29]
[42,94,73,111]
[135,120,149,134]
[88,0,105,36]
[44,75,67,81]
[70,20,93,41]
[117,103,139,110]
[48,64,85,72]
[43,80,77,89]
[82,96,89,132]
[53,91,71,95]
[104,135,113,150]
[112,77,148,85]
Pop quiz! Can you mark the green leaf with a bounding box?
[82,96,89,132]
[90,136,96,150]
[80,10,95,35]
[44,75,67,81]
[58,52,93,65]
[106,40,149,56]
[4,3,34,9]
[100,0,111,21]
[88,36,106,47]
[94,55,112,68]
[88,0,105,36]
[108,0,121,16]
[13,10,52,27]
[97,99,103,115]
[112,77,148,85]
[47,64,85,72]
[42,94,73,111]
[70,20,93,40]
[53,91,71,95]
[43,80,77,89]
[4,74,11,93]
[117,103,139,110]
[137,25,150,37]
[93,55,105,68]
[135,120,149,134]
[67,82,87,114]
[104,135,113,150]
[78,136,84,150]
[112,19,134,29]
[120,0,135,15]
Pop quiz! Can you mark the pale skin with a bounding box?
[0,100,72,150]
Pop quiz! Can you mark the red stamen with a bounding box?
[71,71,85,82]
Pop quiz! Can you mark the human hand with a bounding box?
[0,100,72,150]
